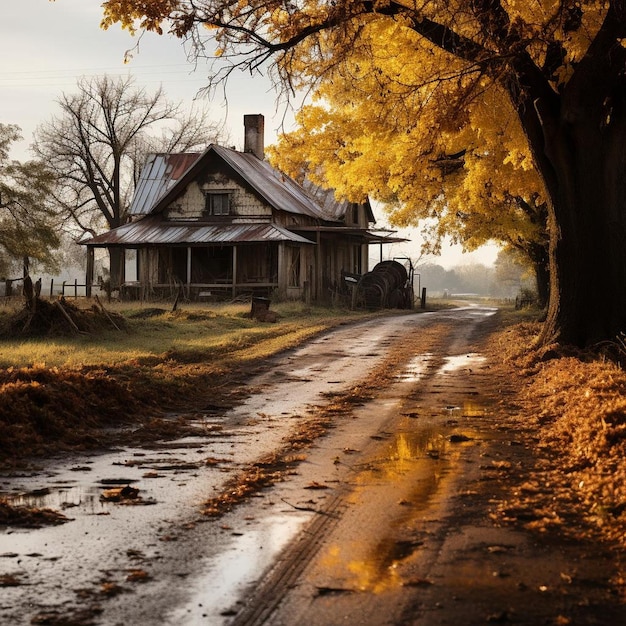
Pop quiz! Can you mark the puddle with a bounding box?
[463,400,487,417]
[361,422,481,479]
[166,513,311,625]
[440,353,486,373]
[394,354,434,383]
[317,428,456,594]
[315,419,483,596]
[7,483,109,514]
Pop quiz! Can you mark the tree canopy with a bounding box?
[100,1,626,347]
[0,124,59,277]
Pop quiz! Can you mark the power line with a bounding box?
[0,65,207,84]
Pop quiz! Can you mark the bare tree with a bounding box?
[33,75,222,287]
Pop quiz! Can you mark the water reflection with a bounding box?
[7,483,108,515]
[394,354,434,383]
[320,544,403,593]
[441,353,486,373]
[463,400,487,417]
[318,422,480,595]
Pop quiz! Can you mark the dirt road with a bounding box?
[1,306,624,625]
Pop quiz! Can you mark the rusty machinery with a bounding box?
[353,259,415,310]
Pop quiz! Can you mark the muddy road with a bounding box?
[2,306,624,625]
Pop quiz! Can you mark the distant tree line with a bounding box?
[418,250,534,299]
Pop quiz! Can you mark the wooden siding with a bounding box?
[165,179,272,220]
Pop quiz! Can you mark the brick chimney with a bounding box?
[243,114,265,160]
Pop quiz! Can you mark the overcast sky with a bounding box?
[1,0,285,159]
[1,0,498,268]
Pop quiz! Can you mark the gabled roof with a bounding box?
[84,215,315,248]
[129,145,348,223]
[129,153,201,217]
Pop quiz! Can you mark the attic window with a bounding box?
[204,192,231,216]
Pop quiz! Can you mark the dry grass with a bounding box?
[0,301,354,368]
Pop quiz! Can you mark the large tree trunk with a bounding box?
[543,155,626,346]
[515,7,626,348]
[541,67,626,346]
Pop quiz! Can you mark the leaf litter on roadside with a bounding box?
[490,319,626,548]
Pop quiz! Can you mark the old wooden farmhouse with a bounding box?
[83,114,401,303]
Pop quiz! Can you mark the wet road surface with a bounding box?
[5,306,614,625]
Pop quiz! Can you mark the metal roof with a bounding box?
[211,146,337,221]
[290,225,407,244]
[129,153,202,216]
[300,179,377,224]
[300,178,351,221]
[130,145,345,222]
[84,216,316,248]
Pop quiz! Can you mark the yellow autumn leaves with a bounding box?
[267,14,547,253]
[101,0,178,35]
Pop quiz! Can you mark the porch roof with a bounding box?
[83,216,315,248]
[290,225,408,245]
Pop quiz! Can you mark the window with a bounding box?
[204,192,230,216]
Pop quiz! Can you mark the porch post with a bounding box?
[232,246,238,298]
[138,248,147,300]
[85,247,94,297]
[186,247,192,285]
[277,242,287,296]
[119,248,126,292]
[316,230,322,300]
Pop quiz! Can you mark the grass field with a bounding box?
[0,300,378,368]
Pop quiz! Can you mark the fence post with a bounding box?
[421,287,427,309]
[50,279,54,298]
[74,278,78,298]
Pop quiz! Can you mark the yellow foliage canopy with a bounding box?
[97,2,626,346]
[268,18,547,254]
[100,1,598,253]
[98,1,607,256]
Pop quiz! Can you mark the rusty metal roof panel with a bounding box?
[211,145,338,221]
[129,153,202,216]
[84,217,315,247]
[301,178,351,221]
